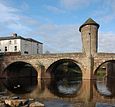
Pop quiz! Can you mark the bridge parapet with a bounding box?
[3,53,84,59]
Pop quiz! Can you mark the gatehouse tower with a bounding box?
[79,18,100,57]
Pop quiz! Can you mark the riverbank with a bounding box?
[0,96,44,107]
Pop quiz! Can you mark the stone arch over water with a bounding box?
[46,59,82,79]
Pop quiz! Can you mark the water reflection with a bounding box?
[96,102,115,107]
[107,78,115,97]
[2,77,38,94]
[0,79,7,95]
[0,77,115,106]
[95,77,115,97]
[47,78,82,97]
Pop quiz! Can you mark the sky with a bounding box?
[0,0,115,53]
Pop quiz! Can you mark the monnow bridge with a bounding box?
[0,18,115,79]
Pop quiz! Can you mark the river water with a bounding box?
[0,77,115,107]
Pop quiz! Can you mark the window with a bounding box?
[9,40,11,44]
[14,40,17,44]
[14,46,17,51]
[37,49,39,54]
[37,43,39,48]
[5,47,7,52]
[24,51,28,54]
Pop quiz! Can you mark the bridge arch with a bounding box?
[2,61,38,78]
[46,59,82,79]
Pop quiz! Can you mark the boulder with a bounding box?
[4,99,32,106]
[30,101,44,107]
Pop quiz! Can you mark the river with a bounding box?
[0,77,115,107]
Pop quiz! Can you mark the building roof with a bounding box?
[79,18,100,32]
[0,33,43,44]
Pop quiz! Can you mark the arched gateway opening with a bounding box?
[94,60,115,97]
[46,59,82,80]
[46,59,82,97]
[2,61,38,94]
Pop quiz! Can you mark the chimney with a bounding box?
[12,33,17,37]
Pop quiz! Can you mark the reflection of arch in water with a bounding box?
[94,79,112,97]
[47,78,82,98]
[106,78,115,97]
[0,79,7,95]
[46,59,82,80]
[3,61,38,78]
[94,78,115,98]
[2,77,38,94]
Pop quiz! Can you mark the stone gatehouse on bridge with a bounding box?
[0,18,115,79]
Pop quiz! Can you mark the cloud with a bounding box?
[98,32,115,53]
[45,5,65,14]
[0,2,31,34]
[92,0,115,23]
[29,23,82,53]
[60,0,92,10]
[0,3,19,22]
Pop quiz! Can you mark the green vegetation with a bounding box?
[96,70,106,78]
[54,62,82,81]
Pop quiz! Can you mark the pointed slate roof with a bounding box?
[79,18,100,32]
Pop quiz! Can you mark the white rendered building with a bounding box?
[0,33,43,55]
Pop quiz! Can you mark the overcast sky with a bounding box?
[0,0,115,53]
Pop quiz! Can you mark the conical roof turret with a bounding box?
[79,18,99,32]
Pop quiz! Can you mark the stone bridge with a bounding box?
[0,52,115,79]
[0,18,115,79]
